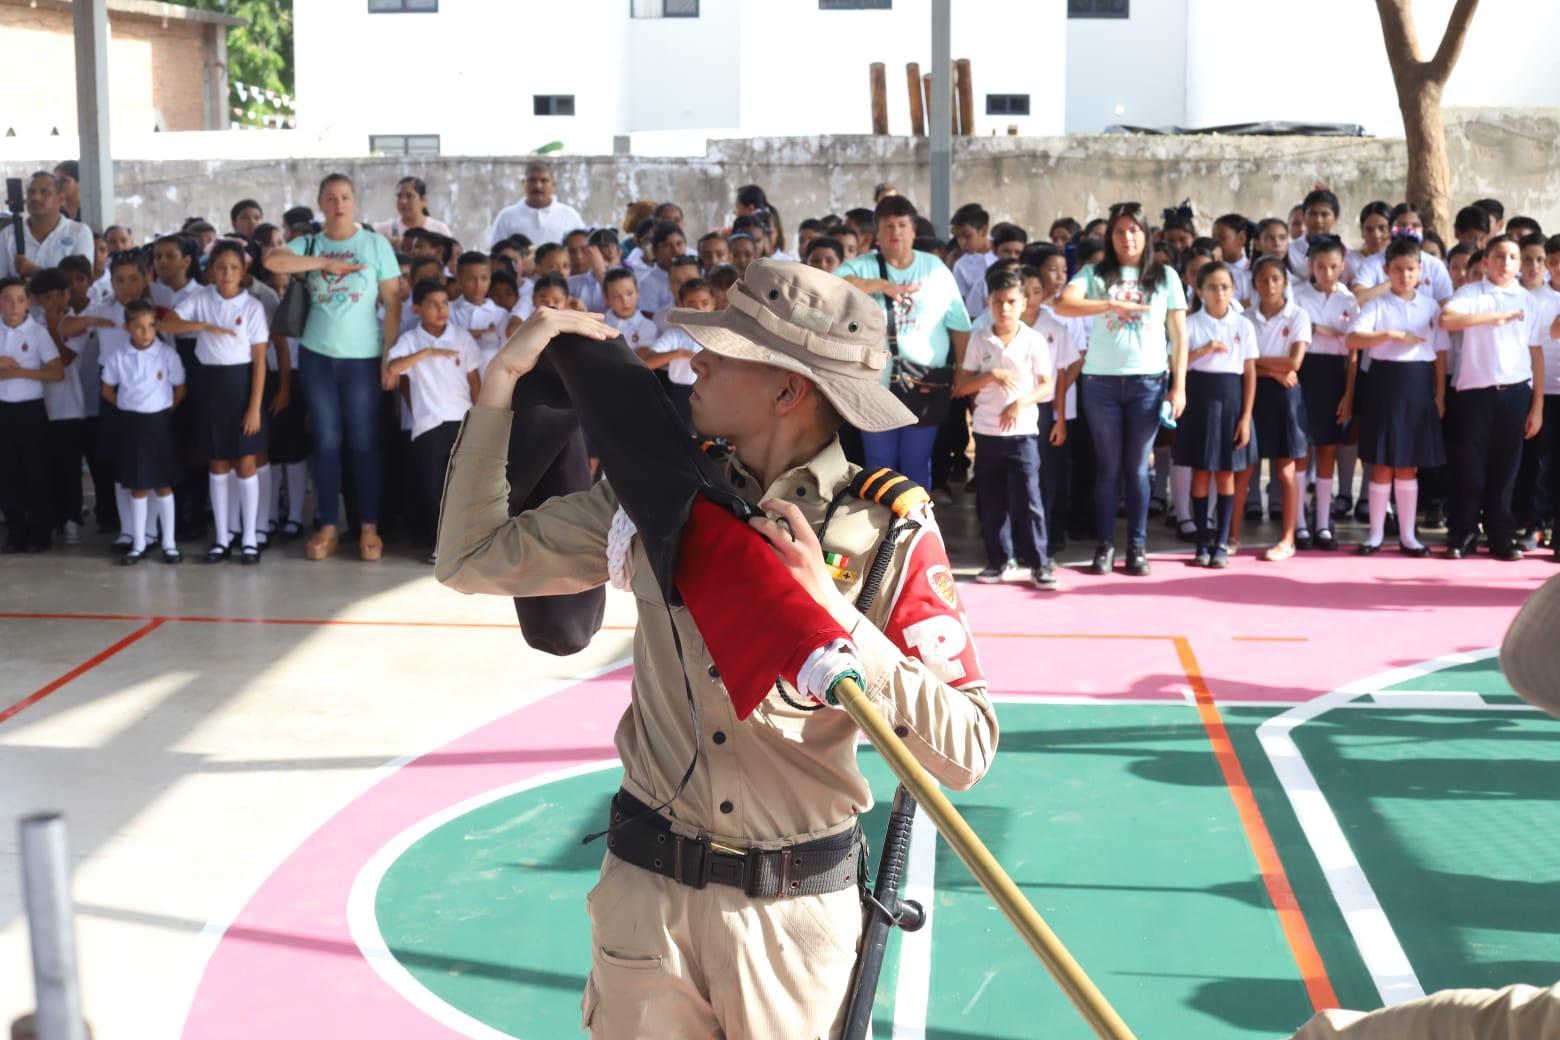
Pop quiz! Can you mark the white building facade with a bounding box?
[293,0,1067,157]
[1065,0,1560,134]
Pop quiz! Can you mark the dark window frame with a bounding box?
[819,0,892,9]
[986,94,1031,116]
[533,95,576,117]
[630,0,700,17]
[369,134,441,156]
[368,0,438,13]
[1067,0,1128,18]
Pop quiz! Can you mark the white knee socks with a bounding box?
[129,495,148,553]
[1395,478,1422,549]
[1314,478,1334,533]
[209,472,232,548]
[1367,481,1391,547]
[1337,444,1359,504]
[155,493,176,552]
[238,474,260,549]
[285,462,308,524]
[1172,465,1193,523]
[255,464,272,541]
[115,483,133,539]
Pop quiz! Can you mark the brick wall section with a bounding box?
[0,4,210,136]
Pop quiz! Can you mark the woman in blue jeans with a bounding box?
[1057,202,1187,576]
[266,173,403,560]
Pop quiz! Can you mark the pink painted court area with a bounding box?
[167,550,1558,1038]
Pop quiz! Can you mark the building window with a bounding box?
[534,95,576,117]
[631,0,699,16]
[986,94,1030,116]
[820,0,891,8]
[1068,0,1128,17]
[370,134,440,156]
[368,0,438,12]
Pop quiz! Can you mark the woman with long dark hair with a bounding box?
[1057,202,1188,576]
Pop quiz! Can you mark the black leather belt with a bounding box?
[606,789,864,898]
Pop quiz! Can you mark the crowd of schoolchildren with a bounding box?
[1,160,1556,590]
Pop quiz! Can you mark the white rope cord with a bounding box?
[606,505,638,590]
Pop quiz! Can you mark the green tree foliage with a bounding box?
[170,0,294,128]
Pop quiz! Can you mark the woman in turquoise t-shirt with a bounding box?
[1057,202,1188,577]
[265,172,403,562]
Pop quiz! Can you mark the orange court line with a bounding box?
[1173,636,1339,1012]
[0,610,1340,1008]
[0,618,167,727]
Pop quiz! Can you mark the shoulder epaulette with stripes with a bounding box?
[848,467,931,519]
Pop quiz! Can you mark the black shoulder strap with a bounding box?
[875,250,899,358]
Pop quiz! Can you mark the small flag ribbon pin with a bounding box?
[823,551,855,583]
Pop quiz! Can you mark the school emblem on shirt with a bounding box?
[19,342,27,352]
[1282,326,1289,337]
[235,318,244,327]
[156,370,164,380]
[926,564,959,610]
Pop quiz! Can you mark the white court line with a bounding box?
[1255,647,1500,1007]
[347,759,622,1040]
[891,797,939,1040]
[169,656,631,1040]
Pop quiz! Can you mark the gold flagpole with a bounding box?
[831,677,1137,1040]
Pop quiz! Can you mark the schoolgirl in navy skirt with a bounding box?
[1345,238,1446,556]
[1244,255,1312,559]
[157,240,270,564]
[1291,235,1358,549]
[1173,262,1259,567]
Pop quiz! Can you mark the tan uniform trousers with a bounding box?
[581,851,865,1039]
[1290,983,1560,1039]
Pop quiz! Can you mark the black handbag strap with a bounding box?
[875,250,900,359]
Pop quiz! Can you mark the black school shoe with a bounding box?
[1490,543,1525,562]
[239,544,261,565]
[1125,545,1151,576]
[1356,541,1382,556]
[162,548,183,564]
[1031,562,1058,590]
[117,549,144,566]
[1090,544,1116,575]
[204,544,230,564]
[1398,542,1431,558]
[110,533,132,555]
[1313,528,1339,551]
[1295,529,1313,550]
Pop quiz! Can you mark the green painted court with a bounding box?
[369,656,1560,1039]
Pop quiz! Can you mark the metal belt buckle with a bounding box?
[702,838,749,892]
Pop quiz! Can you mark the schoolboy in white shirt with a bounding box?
[603,268,659,353]
[387,278,483,563]
[955,267,1056,590]
[449,251,509,370]
[0,276,65,552]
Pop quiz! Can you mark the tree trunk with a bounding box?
[1400,78,1452,235]
[1373,0,1480,236]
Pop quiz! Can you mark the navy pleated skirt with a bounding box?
[1172,370,1258,472]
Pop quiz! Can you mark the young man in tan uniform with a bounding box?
[435,260,999,1038]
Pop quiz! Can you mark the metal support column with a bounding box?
[72,0,114,230]
[929,0,951,231]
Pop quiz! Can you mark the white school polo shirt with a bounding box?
[100,342,184,414]
[961,323,1052,437]
[450,296,509,366]
[1248,299,1312,362]
[83,298,135,371]
[1353,291,1447,364]
[1031,305,1083,421]
[651,326,702,386]
[387,323,482,439]
[150,279,201,348]
[1291,282,1356,357]
[1534,285,1560,396]
[1350,249,1454,303]
[568,272,606,314]
[0,317,59,404]
[174,286,269,367]
[1446,278,1541,391]
[607,310,659,352]
[1186,308,1258,375]
[953,250,997,299]
[637,267,673,316]
[42,320,87,421]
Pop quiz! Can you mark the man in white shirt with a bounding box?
[484,162,584,251]
[0,172,94,280]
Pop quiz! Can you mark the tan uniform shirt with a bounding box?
[436,405,998,847]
